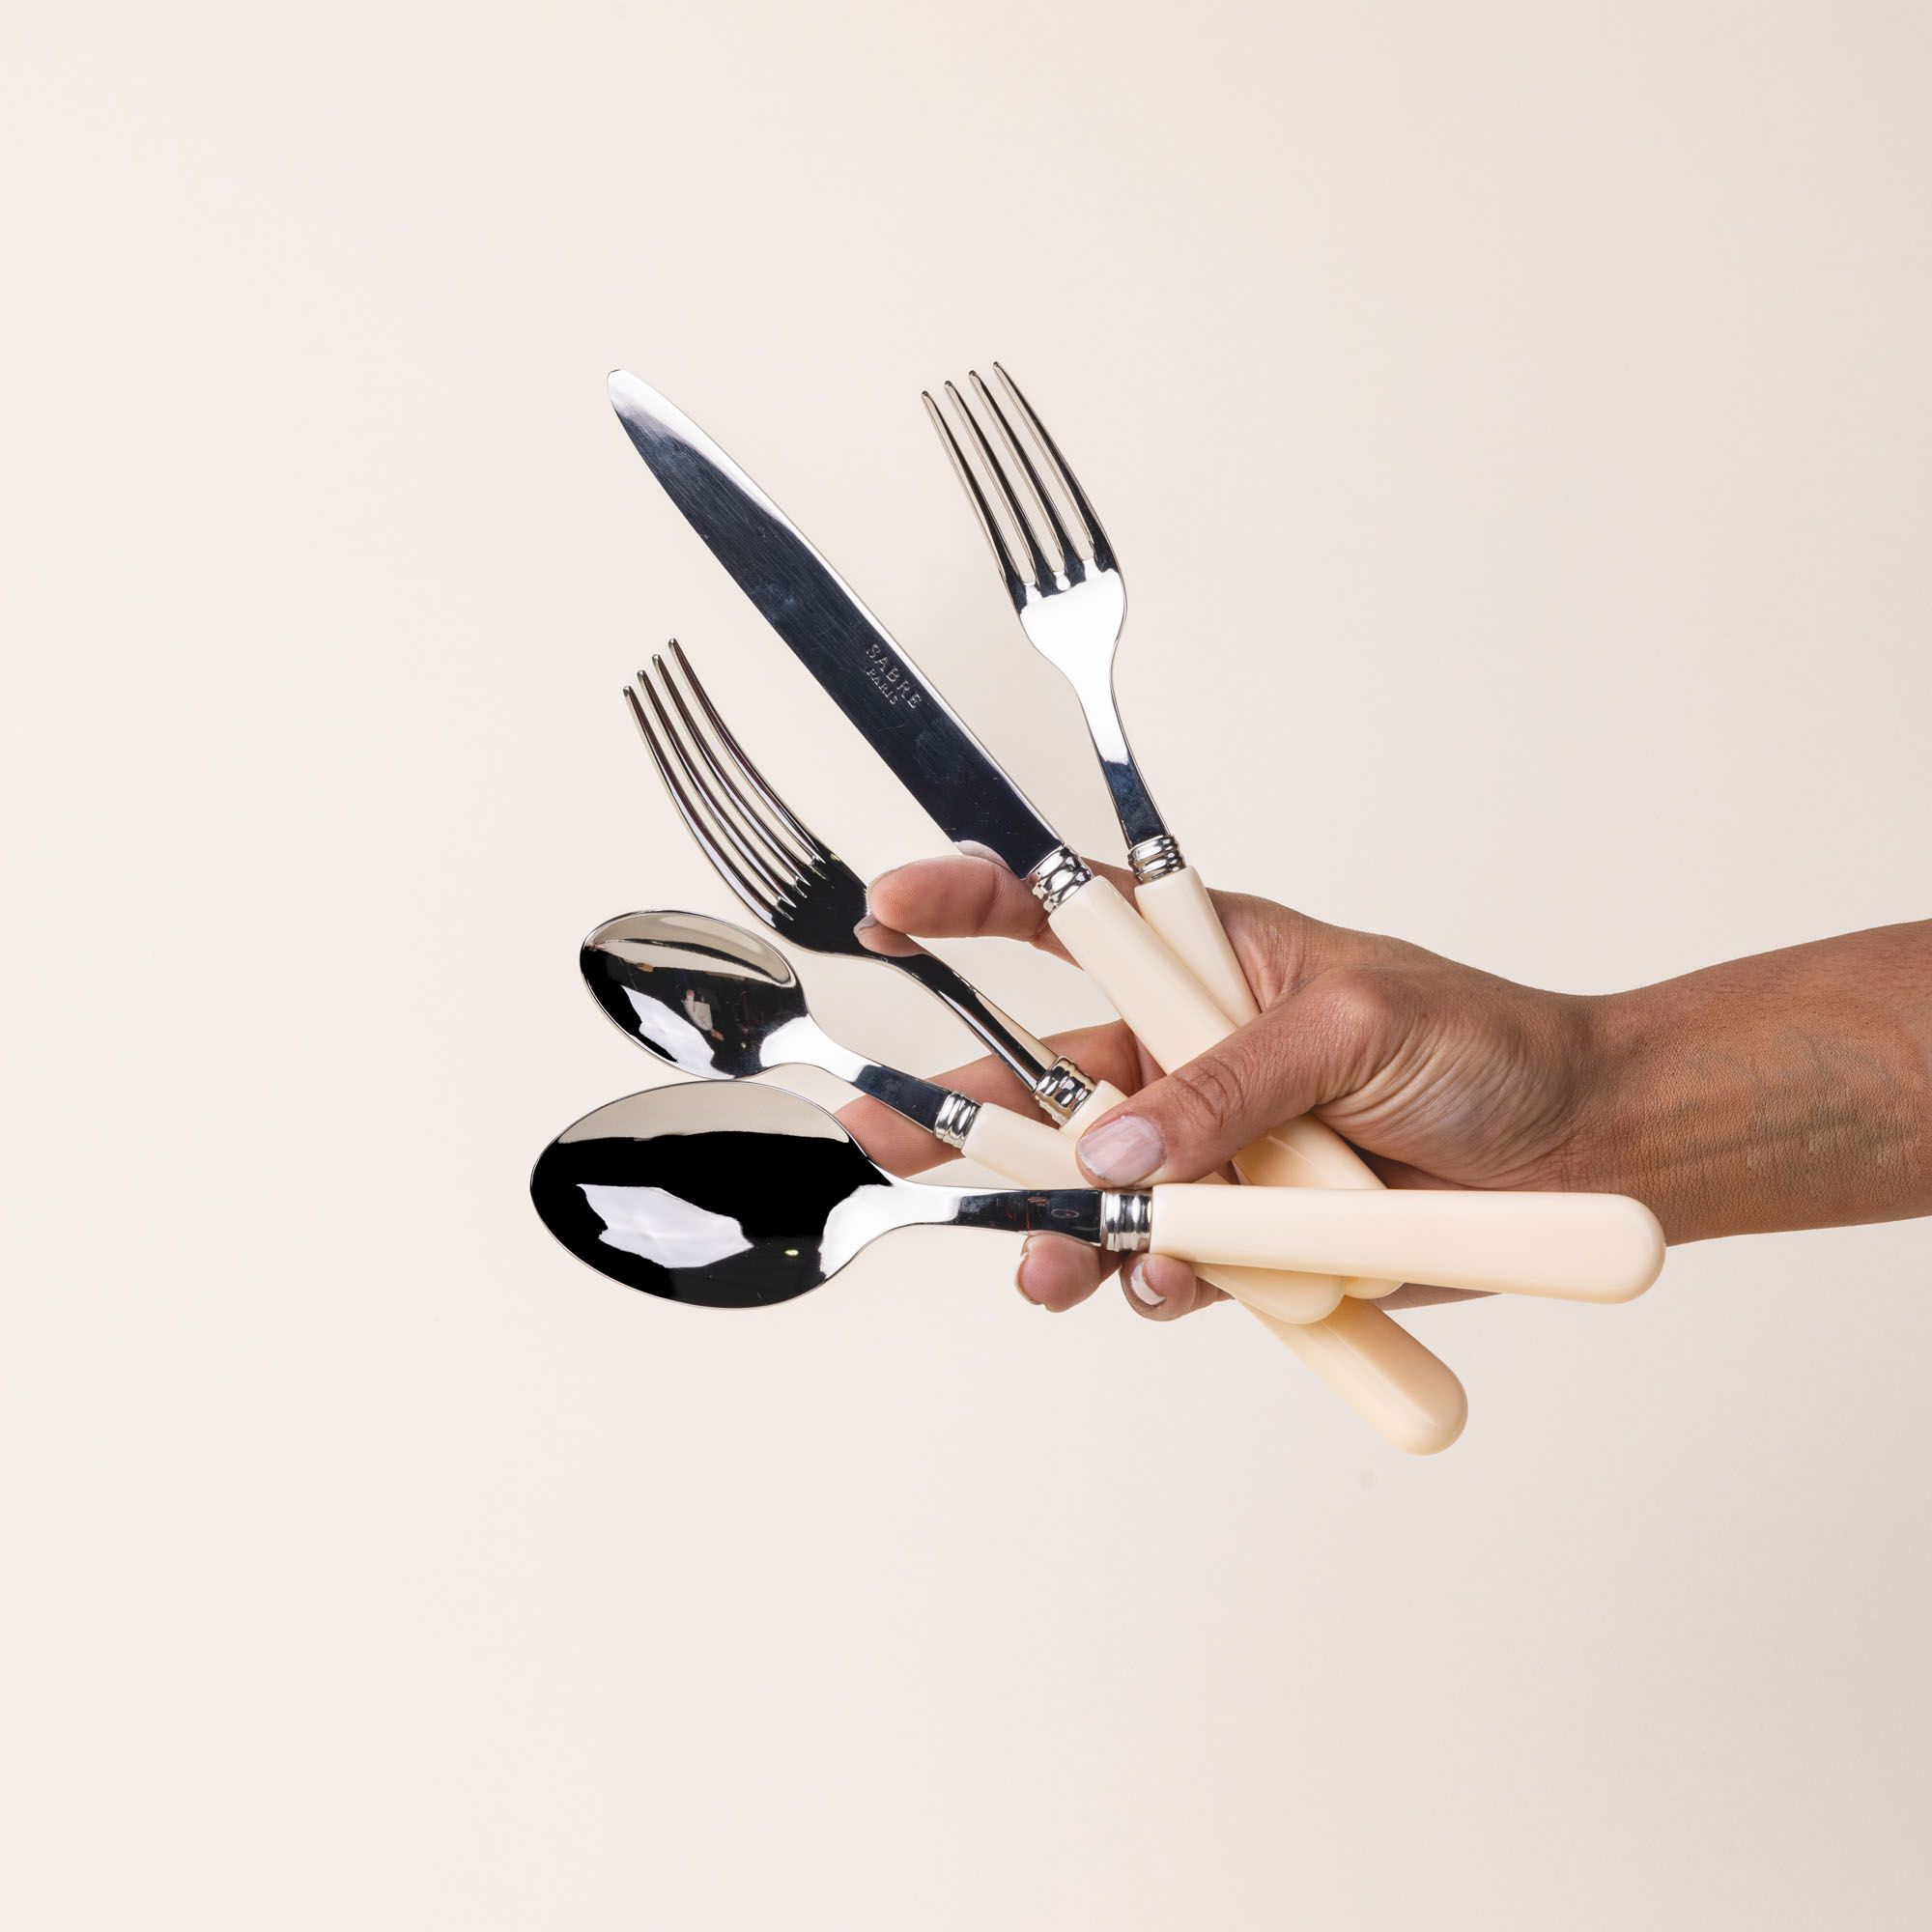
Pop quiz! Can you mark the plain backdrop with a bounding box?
[5,2,1930,1926]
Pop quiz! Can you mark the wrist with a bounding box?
[1567,988,1712,1242]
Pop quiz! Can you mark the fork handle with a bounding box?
[1046,872,1399,1297]
[962,1099,1464,1453]
[1135,865,1261,1024]
[1128,865,1402,1301]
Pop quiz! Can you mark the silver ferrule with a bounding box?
[930,1090,980,1151]
[1031,1055,1097,1124]
[1127,833,1185,885]
[1099,1191,1153,1253]
[1027,845,1094,913]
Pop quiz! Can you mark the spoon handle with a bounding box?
[1149,1184,1665,1304]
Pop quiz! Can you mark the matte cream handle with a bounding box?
[1044,1089,1340,1322]
[978,1103,1323,1317]
[1047,872,1396,1297]
[1151,1184,1666,1303]
[959,1097,1093,1181]
[1262,1296,1466,1457]
[1134,865,1260,1024]
[1059,1079,1132,1139]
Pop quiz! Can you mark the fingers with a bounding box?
[1374,1284,1491,1310]
[1118,1253,1223,1321]
[864,852,1140,962]
[1017,1234,1114,1311]
[1070,971,1402,1186]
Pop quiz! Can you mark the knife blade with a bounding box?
[610,373,1064,882]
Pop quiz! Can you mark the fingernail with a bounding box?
[854,914,880,932]
[952,839,1010,869]
[1123,1258,1164,1308]
[1016,1237,1044,1305]
[1077,1115,1166,1184]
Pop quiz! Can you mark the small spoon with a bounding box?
[582,910,1005,1161]
[531,1084,1666,1310]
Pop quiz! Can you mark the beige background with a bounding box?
[6,1,1931,1925]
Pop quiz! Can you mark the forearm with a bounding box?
[1580,922,1932,1242]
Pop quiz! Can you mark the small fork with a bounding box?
[625,640,1123,1129]
[924,366,1258,1026]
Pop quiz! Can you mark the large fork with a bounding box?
[627,640,1123,1133]
[624,641,1466,1451]
[924,365,1258,1026]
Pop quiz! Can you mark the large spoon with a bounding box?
[532,1084,1665,1311]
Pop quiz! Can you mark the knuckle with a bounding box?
[1165,1051,1251,1140]
[1308,965,1396,1041]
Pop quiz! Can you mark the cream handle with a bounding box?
[1001,1101,1464,1453]
[1134,865,1261,1024]
[1151,1184,1666,1303]
[1265,1297,1466,1458]
[1047,872,1396,1297]
[1059,1078,1132,1139]
[977,1102,1331,1325]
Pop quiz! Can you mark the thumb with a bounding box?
[1073,973,1394,1185]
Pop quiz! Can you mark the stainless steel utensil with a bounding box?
[605,374,1385,1304]
[532,1081,1079,1306]
[923,365,1254,1022]
[532,1084,1663,1310]
[582,908,1052,1165]
[625,641,1124,1131]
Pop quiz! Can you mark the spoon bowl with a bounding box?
[531,1083,1097,1308]
[582,911,809,1081]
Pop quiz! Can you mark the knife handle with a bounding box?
[959,1099,1465,1453]
[1150,1183,1665,1303]
[1047,872,1398,1296]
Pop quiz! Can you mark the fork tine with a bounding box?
[642,659,808,900]
[991,362,1115,571]
[922,388,1029,603]
[623,679,789,919]
[661,639,830,871]
[967,368,1082,574]
[942,379,1054,587]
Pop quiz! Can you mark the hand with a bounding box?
[840,854,1610,1321]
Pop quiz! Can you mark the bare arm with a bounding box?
[1587,922,1932,1243]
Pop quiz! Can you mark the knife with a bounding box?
[608,372,1393,1320]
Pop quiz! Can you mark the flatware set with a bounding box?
[530,360,1671,1451]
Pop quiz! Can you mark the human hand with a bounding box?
[839,853,1610,1321]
